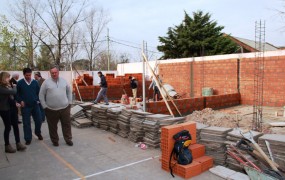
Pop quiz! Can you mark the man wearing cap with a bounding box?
[34,72,46,122]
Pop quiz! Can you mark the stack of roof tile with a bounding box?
[70,105,85,119]
[107,107,124,134]
[70,105,94,128]
[79,102,93,110]
[117,109,133,138]
[195,123,209,143]
[128,111,152,142]
[199,126,232,165]
[71,118,93,128]
[91,105,108,129]
[258,134,285,170]
[142,114,172,148]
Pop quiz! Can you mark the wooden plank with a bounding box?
[142,53,174,117]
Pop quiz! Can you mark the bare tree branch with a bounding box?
[83,7,110,70]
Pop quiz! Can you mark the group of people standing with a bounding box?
[0,68,162,153]
[0,65,73,153]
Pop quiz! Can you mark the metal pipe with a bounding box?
[142,41,146,112]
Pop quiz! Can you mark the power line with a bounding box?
[110,39,163,55]
[109,36,160,51]
[0,36,163,55]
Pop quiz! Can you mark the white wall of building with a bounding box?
[4,50,285,87]
[117,50,285,76]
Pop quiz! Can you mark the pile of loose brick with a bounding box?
[73,73,152,101]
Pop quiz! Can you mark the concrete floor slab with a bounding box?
[0,116,223,180]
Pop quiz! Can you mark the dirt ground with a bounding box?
[186,105,285,134]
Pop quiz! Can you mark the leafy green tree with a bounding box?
[158,11,238,59]
[36,45,54,70]
[0,15,16,70]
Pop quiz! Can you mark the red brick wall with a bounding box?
[159,59,238,98]
[240,56,285,106]
[73,73,152,101]
[159,55,285,107]
[146,93,240,115]
[159,62,191,98]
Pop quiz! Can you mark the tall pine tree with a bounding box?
[158,11,238,59]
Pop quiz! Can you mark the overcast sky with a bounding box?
[0,0,285,60]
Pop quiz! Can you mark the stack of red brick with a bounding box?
[75,74,93,86]
[73,73,152,101]
[161,121,213,179]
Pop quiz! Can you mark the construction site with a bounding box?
[1,15,285,180]
[1,33,285,180]
[1,0,285,179]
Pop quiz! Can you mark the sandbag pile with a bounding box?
[117,109,133,138]
[128,111,152,142]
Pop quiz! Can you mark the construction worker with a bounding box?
[129,76,138,99]
[149,75,162,101]
[93,71,109,105]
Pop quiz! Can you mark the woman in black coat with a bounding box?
[0,72,26,153]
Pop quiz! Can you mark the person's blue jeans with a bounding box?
[21,104,42,142]
[94,87,108,104]
[39,104,45,122]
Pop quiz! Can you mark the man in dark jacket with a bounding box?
[16,68,43,145]
[93,71,109,105]
[129,76,138,99]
